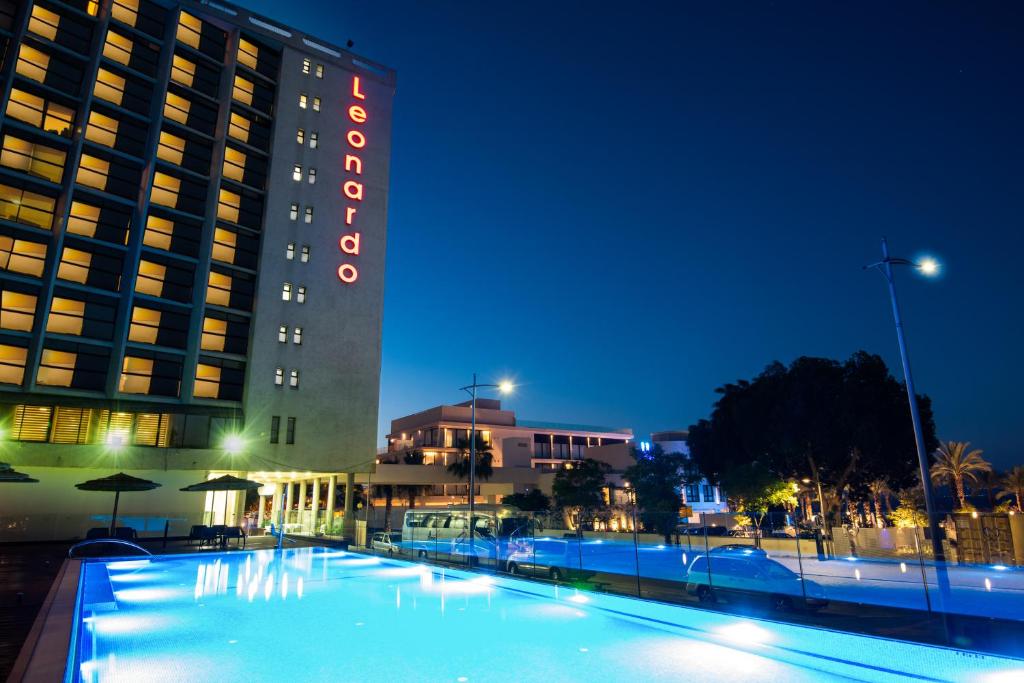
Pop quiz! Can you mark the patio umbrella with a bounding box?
[0,462,38,483]
[76,472,161,534]
[180,474,263,526]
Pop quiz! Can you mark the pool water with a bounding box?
[72,548,1023,682]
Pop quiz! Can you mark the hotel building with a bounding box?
[650,429,728,522]
[0,0,394,540]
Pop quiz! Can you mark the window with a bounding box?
[274,367,283,385]
[307,168,316,184]
[286,417,296,444]
[28,5,59,41]
[296,129,304,144]
[289,203,298,221]
[111,0,138,26]
[0,237,47,277]
[703,484,715,502]
[300,245,310,263]
[282,282,292,301]
[85,111,119,148]
[103,29,134,66]
[292,164,301,182]
[0,344,28,385]
[309,132,319,149]
[75,154,110,190]
[286,242,295,260]
[149,172,181,208]
[135,259,166,297]
[16,45,50,84]
[270,416,280,444]
[119,355,153,394]
[315,64,324,79]
[232,75,254,106]
[298,93,307,109]
[1,291,36,332]
[0,183,56,229]
[312,97,321,112]
[37,349,75,387]
[237,38,258,70]
[211,228,236,264]
[193,363,221,399]
[685,484,700,503]
[304,207,313,224]
[94,68,126,106]
[170,54,196,87]
[176,11,202,49]
[278,325,287,343]
[1,134,66,184]
[163,91,190,124]
[46,297,84,335]
[222,147,246,182]
[142,215,174,250]
[293,327,302,345]
[128,306,160,344]
[200,316,226,351]
[5,89,74,137]
[289,369,299,388]
[56,248,91,284]
[157,131,186,165]
[217,188,240,223]
[228,112,250,143]
[302,58,310,74]
[206,271,231,306]
[296,286,306,304]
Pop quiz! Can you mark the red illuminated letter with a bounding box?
[348,105,367,124]
[346,207,357,225]
[340,232,361,255]
[352,76,366,100]
[347,130,366,149]
[343,181,363,201]
[344,154,362,175]
[338,263,359,283]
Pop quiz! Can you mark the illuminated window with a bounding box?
[10,404,51,438]
[75,154,110,190]
[1,134,66,183]
[46,297,84,335]
[228,113,250,143]
[37,349,76,387]
[211,228,236,264]
[286,242,295,260]
[238,39,258,70]
[298,93,307,109]
[156,131,186,165]
[300,245,310,263]
[16,45,50,84]
[66,202,100,238]
[142,215,174,250]
[56,247,91,284]
[296,129,304,144]
[206,271,232,306]
[232,75,254,106]
[193,363,221,398]
[309,132,319,149]
[289,369,299,388]
[308,168,316,184]
[281,282,292,301]
[177,11,202,49]
[201,316,227,351]
[0,291,36,332]
[293,327,303,345]
[119,355,153,394]
[85,111,119,148]
[150,172,181,208]
[94,68,127,106]
[296,286,306,304]
[134,412,171,446]
[28,5,59,41]
[0,183,56,229]
[222,147,246,182]
[292,164,302,182]
[278,325,287,343]
[304,206,313,224]
[286,417,295,444]
[217,189,240,223]
[111,0,139,27]
[0,237,47,277]
[0,345,28,385]
[135,260,166,297]
[289,203,298,221]
[103,30,134,66]
[274,367,283,385]
[5,89,74,137]
[302,58,310,74]
[163,92,191,125]
[312,97,321,112]
[170,55,195,87]
[128,306,160,343]
[315,64,324,79]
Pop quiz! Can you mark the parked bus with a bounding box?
[402,504,531,566]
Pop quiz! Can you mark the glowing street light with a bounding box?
[917,256,940,277]
[223,434,245,455]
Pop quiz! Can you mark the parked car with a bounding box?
[371,531,403,556]
[709,544,768,558]
[505,538,577,582]
[683,526,730,537]
[684,553,828,611]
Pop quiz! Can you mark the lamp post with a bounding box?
[460,374,514,568]
[864,238,943,564]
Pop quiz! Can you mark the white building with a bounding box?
[650,430,728,522]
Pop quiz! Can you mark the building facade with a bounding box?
[0,0,394,540]
[650,430,728,522]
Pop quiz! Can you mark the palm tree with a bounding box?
[397,449,426,510]
[867,478,892,527]
[376,484,395,530]
[929,441,992,511]
[998,466,1024,511]
[447,436,494,480]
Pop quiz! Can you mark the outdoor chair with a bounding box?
[85,527,110,540]
[188,525,212,546]
[210,524,228,548]
[222,526,246,549]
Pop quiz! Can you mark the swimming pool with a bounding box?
[68,547,1022,682]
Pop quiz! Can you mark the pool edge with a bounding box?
[7,558,81,683]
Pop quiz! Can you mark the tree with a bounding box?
[502,489,551,512]
[447,435,494,490]
[867,478,892,527]
[929,441,991,511]
[687,352,937,528]
[552,458,611,531]
[890,486,928,528]
[999,466,1024,511]
[376,484,395,530]
[719,461,796,542]
[623,446,693,543]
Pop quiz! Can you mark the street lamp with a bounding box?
[460,374,514,567]
[864,238,944,565]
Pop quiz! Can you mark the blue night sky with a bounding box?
[245,1,1024,467]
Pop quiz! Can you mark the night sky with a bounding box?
[244,1,1023,467]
